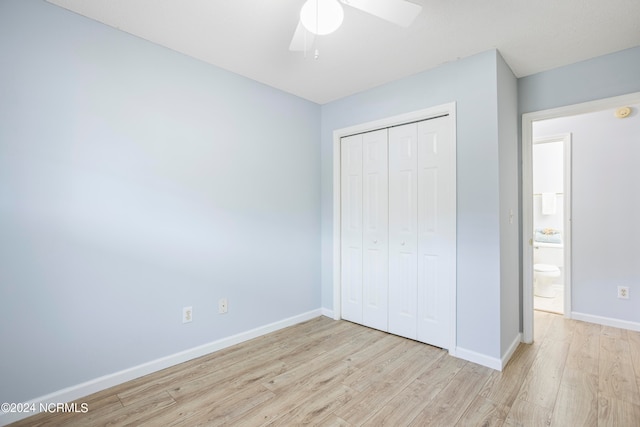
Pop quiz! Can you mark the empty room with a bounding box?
[1,0,639,425]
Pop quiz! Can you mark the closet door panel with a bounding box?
[362,129,389,331]
[417,116,454,349]
[341,134,363,323]
[388,123,418,340]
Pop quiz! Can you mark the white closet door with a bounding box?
[362,129,389,331]
[341,114,455,349]
[388,123,419,340]
[341,134,363,324]
[416,117,454,349]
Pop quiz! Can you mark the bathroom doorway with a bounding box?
[521,91,640,344]
[531,134,570,315]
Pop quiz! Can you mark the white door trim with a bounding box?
[332,102,457,353]
[521,91,640,344]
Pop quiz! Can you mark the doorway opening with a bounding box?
[531,133,570,315]
[521,91,640,343]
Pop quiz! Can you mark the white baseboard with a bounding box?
[571,311,640,331]
[501,333,523,370]
[454,346,503,371]
[320,307,335,319]
[0,309,322,426]
[450,332,521,372]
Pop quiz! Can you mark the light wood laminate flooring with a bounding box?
[10,311,640,426]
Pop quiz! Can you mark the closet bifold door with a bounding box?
[340,134,364,324]
[388,123,419,340]
[362,129,389,331]
[340,129,389,330]
[416,117,453,349]
[387,116,453,347]
[341,115,453,348]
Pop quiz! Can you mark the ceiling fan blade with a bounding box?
[289,21,315,51]
[340,0,422,27]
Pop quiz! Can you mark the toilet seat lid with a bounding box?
[534,263,559,272]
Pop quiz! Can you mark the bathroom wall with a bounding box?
[532,140,564,232]
[533,103,640,324]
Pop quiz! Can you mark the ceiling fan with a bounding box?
[289,0,422,56]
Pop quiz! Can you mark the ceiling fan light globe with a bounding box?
[300,0,344,35]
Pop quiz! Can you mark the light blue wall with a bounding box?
[519,46,640,114]
[496,53,520,354]
[320,51,506,359]
[0,0,320,403]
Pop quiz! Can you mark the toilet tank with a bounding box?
[533,242,564,267]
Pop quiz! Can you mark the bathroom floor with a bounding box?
[534,284,564,314]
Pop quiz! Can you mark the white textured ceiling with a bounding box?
[46,0,640,104]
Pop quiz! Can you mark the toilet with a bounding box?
[533,238,563,298]
[534,263,560,297]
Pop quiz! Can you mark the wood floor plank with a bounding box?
[515,338,570,409]
[550,382,598,427]
[166,357,285,403]
[339,328,414,371]
[599,333,640,406]
[362,353,465,426]
[339,339,418,392]
[456,395,508,427]
[504,398,552,427]
[115,338,278,407]
[533,310,554,344]
[601,324,626,339]
[408,362,492,426]
[167,318,367,405]
[86,391,176,427]
[553,365,599,425]
[564,319,600,377]
[269,384,356,426]
[167,384,275,427]
[341,339,441,393]
[261,329,380,394]
[543,313,575,344]
[626,329,640,397]
[333,344,445,425]
[548,318,600,426]
[360,382,432,426]
[316,413,352,426]
[229,385,313,426]
[597,394,640,427]
[480,342,539,408]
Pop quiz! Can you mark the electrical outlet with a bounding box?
[218,298,228,314]
[183,306,193,323]
[617,286,629,299]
